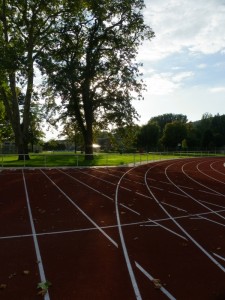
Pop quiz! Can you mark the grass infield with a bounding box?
[0,151,222,168]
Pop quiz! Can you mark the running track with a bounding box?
[0,157,225,299]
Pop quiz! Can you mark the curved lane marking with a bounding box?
[145,161,225,274]
[115,166,142,300]
[182,161,224,197]
[166,162,225,221]
[197,161,225,185]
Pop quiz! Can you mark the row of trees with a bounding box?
[0,0,154,160]
[42,113,224,153]
[137,113,225,151]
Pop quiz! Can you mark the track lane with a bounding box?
[36,168,139,299]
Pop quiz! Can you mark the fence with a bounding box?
[0,150,224,168]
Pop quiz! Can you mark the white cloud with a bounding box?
[133,84,225,125]
[141,0,225,61]
[172,72,194,83]
[209,86,225,93]
[145,71,194,95]
[145,74,178,95]
[134,0,225,126]
[197,64,207,69]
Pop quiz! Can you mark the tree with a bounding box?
[58,118,83,153]
[150,113,188,134]
[110,125,140,153]
[137,122,160,151]
[0,99,14,143]
[28,104,45,152]
[0,0,62,159]
[185,122,199,148]
[160,121,187,149]
[39,0,154,159]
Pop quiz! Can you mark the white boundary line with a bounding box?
[115,166,142,300]
[22,170,50,300]
[197,161,225,185]
[40,169,118,248]
[2,208,225,241]
[135,261,176,300]
[166,163,225,222]
[147,218,187,241]
[145,162,225,274]
[182,162,225,197]
[213,253,225,262]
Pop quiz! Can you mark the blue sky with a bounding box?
[45,0,225,139]
[134,0,225,124]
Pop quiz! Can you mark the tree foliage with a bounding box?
[39,0,154,159]
[137,122,160,151]
[0,99,14,142]
[150,113,187,133]
[160,121,187,148]
[0,0,63,158]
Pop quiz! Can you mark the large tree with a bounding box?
[150,113,188,134]
[0,0,62,159]
[0,99,13,143]
[137,122,160,151]
[39,0,154,159]
[160,121,187,149]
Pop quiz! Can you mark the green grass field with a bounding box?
[0,151,223,168]
[0,152,175,168]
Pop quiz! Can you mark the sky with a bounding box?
[133,0,225,125]
[45,0,225,139]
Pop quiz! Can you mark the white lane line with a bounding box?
[168,191,188,198]
[167,163,225,222]
[58,169,114,201]
[199,200,225,209]
[115,167,142,300]
[213,253,225,262]
[161,202,187,212]
[135,262,176,300]
[177,185,194,190]
[135,192,152,199]
[197,162,225,185]
[3,207,225,241]
[150,186,164,191]
[40,170,118,248]
[198,190,222,196]
[211,161,225,176]
[22,170,50,300]
[120,204,140,215]
[182,162,224,197]
[145,163,225,274]
[121,186,132,192]
[199,216,225,228]
[58,169,141,216]
[148,218,187,241]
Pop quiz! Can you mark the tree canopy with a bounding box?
[39,0,154,158]
[0,0,63,158]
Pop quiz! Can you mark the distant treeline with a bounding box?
[40,113,225,152]
[97,113,225,152]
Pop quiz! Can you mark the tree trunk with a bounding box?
[17,139,30,160]
[84,130,93,160]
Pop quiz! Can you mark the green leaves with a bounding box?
[37,280,52,296]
